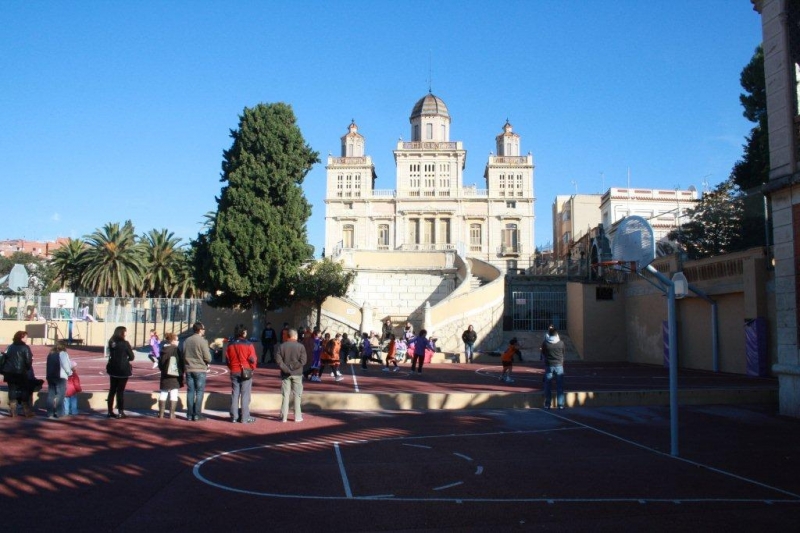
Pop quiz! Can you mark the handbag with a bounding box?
[166,355,180,377]
[240,367,253,381]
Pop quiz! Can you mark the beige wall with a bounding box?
[566,282,627,361]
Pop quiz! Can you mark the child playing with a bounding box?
[149,329,161,369]
[382,334,399,372]
[320,333,344,381]
[63,361,81,416]
[500,338,521,383]
[305,331,324,382]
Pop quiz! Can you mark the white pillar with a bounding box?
[361,302,373,334]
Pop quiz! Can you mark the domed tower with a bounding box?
[495,120,520,156]
[409,92,450,142]
[341,120,365,157]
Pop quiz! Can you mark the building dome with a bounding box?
[410,93,449,121]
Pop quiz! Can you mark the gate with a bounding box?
[511,290,567,331]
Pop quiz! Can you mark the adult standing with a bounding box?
[260,321,277,364]
[381,318,393,345]
[106,326,135,419]
[227,325,257,424]
[276,328,307,423]
[46,342,72,418]
[540,325,566,409]
[2,330,34,418]
[461,325,477,364]
[183,321,211,421]
[157,332,184,419]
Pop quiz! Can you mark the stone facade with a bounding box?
[754,0,800,417]
[324,93,535,274]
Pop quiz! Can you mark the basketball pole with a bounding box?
[646,264,680,457]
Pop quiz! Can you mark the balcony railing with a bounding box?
[499,244,522,256]
[401,142,458,150]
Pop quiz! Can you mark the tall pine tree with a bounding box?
[200,103,319,316]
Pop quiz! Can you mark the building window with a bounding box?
[423,218,435,246]
[506,201,516,208]
[507,259,518,272]
[426,123,433,140]
[470,223,482,252]
[413,125,420,141]
[353,173,361,197]
[439,219,451,245]
[408,218,420,245]
[343,225,354,249]
[378,224,389,250]
[441,124,446,140]
[346,143,353,157]
[336,174,344,198]
[344,202,353,210]
[501,223,519,254]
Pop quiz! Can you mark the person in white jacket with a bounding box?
[46,342,72,418]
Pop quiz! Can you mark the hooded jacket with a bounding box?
[541,333,565,366]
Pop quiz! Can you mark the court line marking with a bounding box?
[543,409,800,500]
[192,422,800,503]
[333,443,352,498]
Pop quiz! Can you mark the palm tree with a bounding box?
[172,249,199,298]
[81,221,148,297]
[142,229,185,297]
[49,238,87,292]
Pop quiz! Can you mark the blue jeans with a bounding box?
[47,378,67,417]
[464,343,474,363]
[543,365,565,408]
[230,375,252,422]
[186,372,207,418]
[63,395,78,415]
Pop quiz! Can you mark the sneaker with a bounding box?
[152,362,158,369]
[335,371,342,377]
[243,417,256,424]
[195,414,207,421]
[504,377,514,383]
[558,406,565,410]
[392,367,399,372]
[382,367,390,372]
[335,376,344,382]
[295,417,304,423]
[330,372,335,377]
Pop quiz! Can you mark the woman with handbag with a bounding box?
[106,326,135,419]
[63,361,81,416]
[2,330,34,417]
[157,332,184,419]
[226,324,257,424]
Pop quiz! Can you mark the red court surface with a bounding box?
[1,403,798,531]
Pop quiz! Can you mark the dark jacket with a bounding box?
[276,340,307,377]
[2,342,32,382]
[261,327,277,346]
[462,329,477,344]
[541,334,565,366]
[106,339,135,377]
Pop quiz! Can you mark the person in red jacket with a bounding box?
[226,324,257,424]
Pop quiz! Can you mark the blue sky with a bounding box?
[1,1,762,256]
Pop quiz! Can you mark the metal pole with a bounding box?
[667,282,679,457]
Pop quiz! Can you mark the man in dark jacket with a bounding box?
[261,322,277,364]
[540,325,566,409]
[461,325,477,364]
[276,328,307,423]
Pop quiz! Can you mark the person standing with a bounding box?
[63,361,81,416]
[183,321,211,421]
[500,338,520,383]
[148,329,161,369]
[461,325,477,364]
[320,332,343,381]
[106,326,135,419]
[46,342,72,418]
[227,325,257,423]
[276,328,306,423]
[260,321,277,364]
[157,332,184,419]
[540,326,566,409]
[381,318,393,346]
[2,331,34,418]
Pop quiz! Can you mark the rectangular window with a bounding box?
[423,218,435,245]
[343,225,354,249]
[378,224,389,250]
[439,219,451,245]
[470,223,482,252]
[501,224,519,254]
[506,201,516,208]
[426,123,433,140]
[408,218,420,246]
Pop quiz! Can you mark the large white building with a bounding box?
[600,187,699,242]
[324,93,535,274]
